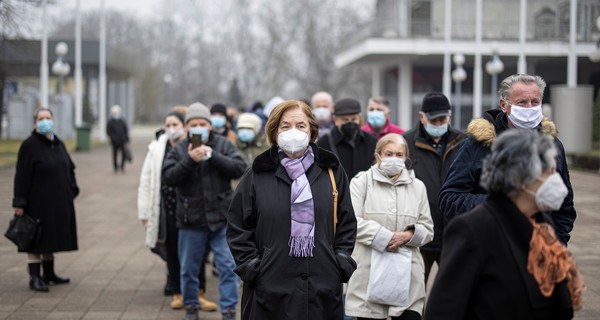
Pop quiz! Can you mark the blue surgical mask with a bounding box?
[425,122,448,137]
[189,126,209,141]
[112,114,121,120]
[210,115,226,129]
[37,119,54,134]
[237,128,255,143]
[367,110,386,128]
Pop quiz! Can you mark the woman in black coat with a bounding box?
[12,108,79,292]
[227,100,358,320]
[425,129,584,320]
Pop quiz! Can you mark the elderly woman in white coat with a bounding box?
[345,133,433,320]
[137,110,217,311]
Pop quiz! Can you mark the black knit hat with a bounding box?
[333,98,361,115]
[211,103,227,115]
[421,92,451,118]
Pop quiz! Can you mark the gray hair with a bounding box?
[480,129,556,198]
[368,96,390,106]
[310,91,333,107]
[498,74,546,102]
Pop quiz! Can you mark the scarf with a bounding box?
[280,147,315,257]
[527,218,585,311]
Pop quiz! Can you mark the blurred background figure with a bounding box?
[106,105,130,173]
[234,112,268,167]
[402,92,466,283]
[12,108,79,292]
[426,129,584,319]
[310,91,335,138]
[362,97,405,139]
[346,133,433,320]
[317,98,377,180]
[210,103,237,143]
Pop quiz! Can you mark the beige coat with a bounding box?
[137,134,168,248]
[345,166,434,319]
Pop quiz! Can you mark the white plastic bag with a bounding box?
[366,248,412,306]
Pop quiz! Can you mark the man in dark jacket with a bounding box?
[403,92,465,281]
[106,105,129,172]
[316,98,378,180]
[163,102,246,320]
[439,74,576,245]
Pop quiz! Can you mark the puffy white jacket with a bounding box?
[137,134,168,248]
[345,165,434,319]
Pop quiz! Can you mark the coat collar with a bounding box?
[252,143,339,173]
[32,130,60,146]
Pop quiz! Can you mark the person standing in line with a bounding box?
[345,134,433,320]
[227,100,357,320]
[211,103,237,143]
[361,97,405,139]
[106,105,129,173]
[12,108,79,292]
[439,74,576,245]
[426,129,584,319]
[317,98,378,180]
[402,92,466,282]
[163,102,245,320]
[310,91,336,138]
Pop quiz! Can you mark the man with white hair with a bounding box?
[106,105,129,173]
[439,74,576,245]
[310,91,336,138]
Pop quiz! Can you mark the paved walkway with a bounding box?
[0,126,599,319]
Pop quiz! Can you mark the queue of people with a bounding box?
[9,73,585,320]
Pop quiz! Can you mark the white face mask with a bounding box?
[378,157,406,177]
[278,128,309,155]
[508,104,543,129]
[525,172,568,212]
[166,128,184,142]
[312,107,331,122]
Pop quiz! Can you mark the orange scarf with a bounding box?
[527,219,585,311]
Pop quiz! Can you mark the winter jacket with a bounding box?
[227,144,358,320]
[316,127,378,180]
[13,131,79,253]
[439,109,576,244]
[162,133,246,231]
[232,132,270,190]
[403,123,465,252]
[361,119,405,139]
[106,118,129,146]
[345,166,433,319]
[137,133,168,248]
[426,194,574,320]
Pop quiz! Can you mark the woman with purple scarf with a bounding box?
[227,100,358,320]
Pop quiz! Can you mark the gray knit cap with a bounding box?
[185,102,211,124]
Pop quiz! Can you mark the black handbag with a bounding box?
[124,144,133,163]
[4,214,41,252]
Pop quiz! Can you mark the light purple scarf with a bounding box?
[280,147,315,257]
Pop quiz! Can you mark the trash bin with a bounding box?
[76,125,91,151]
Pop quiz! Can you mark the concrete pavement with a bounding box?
[0,126,599,319]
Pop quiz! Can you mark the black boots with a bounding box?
[42,259,70,285]
[183,304,199,320]
[28,262,49,292]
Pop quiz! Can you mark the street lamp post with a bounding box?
[51,42,70,95]
[485,45,504,109]
[452,53,467,129]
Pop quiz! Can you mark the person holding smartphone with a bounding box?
[162,102,246,320]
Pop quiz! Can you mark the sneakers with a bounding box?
[183,304,198,320]
[198,289,218,311]
[222,306,236,320]
[170,294,184,309]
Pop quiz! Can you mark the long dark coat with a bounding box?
[316,127,377,179]
[426,194,574,320]
[403,123,465,252]
[106,118,129,146]
[12,131,79,253]
[227,144,357,320]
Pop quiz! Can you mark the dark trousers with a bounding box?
[421,250,441,283]
[111,143,125,171]
[357,310,421,320]
[165,212,180,294]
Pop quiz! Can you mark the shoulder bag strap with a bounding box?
[328,168,339,235]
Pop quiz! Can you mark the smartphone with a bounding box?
[190,134,204,149]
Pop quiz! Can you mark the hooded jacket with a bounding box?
[227,144,357,320]
[439,109,576,244]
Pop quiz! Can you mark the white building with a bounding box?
[335,0,600,134]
